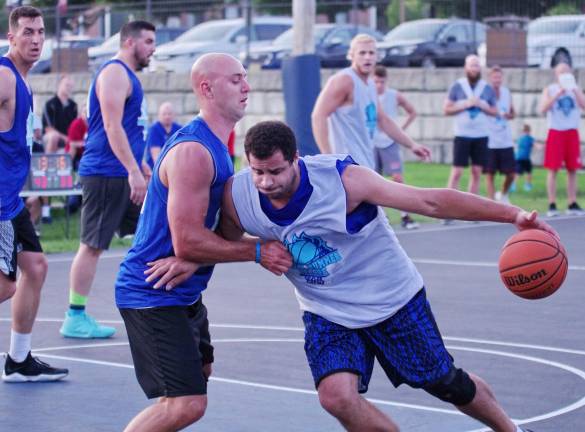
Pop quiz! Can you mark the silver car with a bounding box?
[151,17,292,73]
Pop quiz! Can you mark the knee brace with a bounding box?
[423,367,476,406]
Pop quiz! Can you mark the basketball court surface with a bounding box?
[1,216,584,431]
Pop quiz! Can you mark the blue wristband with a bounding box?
[255,242,261,263]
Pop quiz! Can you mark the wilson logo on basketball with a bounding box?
[503,269,547,287]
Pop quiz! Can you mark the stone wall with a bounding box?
[29,67,585,164]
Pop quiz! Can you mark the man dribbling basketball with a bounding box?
[152,120,552,432]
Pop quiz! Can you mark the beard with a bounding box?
[467,71,481,86]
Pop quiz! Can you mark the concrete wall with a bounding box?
[29,67,585,164]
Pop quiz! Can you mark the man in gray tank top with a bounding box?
[312,34,430,169]
[150,121,553,432]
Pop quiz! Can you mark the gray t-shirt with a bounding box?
[448,78,496,138]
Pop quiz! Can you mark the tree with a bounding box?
[385,0,426,29]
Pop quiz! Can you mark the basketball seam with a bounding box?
[503,238,558,250]
[499,248,561,273]
[508,255,567,295]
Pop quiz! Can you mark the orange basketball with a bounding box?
[498,229,568,299]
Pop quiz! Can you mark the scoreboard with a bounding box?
[27,153,74,191]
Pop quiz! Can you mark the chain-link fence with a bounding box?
[2,0,585,73]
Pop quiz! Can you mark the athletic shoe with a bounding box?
[566,202,585,216]
[2,352,68,382]
[60,311,116,339]
[498,193,510,204]
[546,203,560,217]
[401,215,419,230]
[509,182,516,192]
[41,216,52,224]
[523,183,532,192]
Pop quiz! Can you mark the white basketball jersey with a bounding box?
[231,155,423,328]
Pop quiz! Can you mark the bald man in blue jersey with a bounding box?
[0,6,68,382]
[115,54,292,432]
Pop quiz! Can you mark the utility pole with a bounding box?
[283,0,319,156]
[292,0,315,55]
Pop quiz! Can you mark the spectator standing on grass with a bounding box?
[514,124,535,193]
[538,62,585,216]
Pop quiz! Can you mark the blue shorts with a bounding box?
[302,288,453,393]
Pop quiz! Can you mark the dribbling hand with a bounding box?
[514,210,560,240]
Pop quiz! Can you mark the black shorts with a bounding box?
[484,148,516,175]
[453,136,488,168]
[120,297,214,399]
[79,176,140,250]
[516,159,532,174]
[0,207,43,281]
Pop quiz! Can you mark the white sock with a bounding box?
[42,205,51,218]
[9,330,31,363]
[400,212,408,218]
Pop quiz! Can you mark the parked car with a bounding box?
[527,15,585,68]
[88,27,187,70]
[151,17,292,73]
[31,36,104,74]
[377,19,486,68]
[248,24,384,70]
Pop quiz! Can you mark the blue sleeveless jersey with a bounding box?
[79,59,148,177]
[0,57,34,221]
[115,117,234,308]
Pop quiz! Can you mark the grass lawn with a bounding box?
[386,162,584,225]
[38,162,583,254]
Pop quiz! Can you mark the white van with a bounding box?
[527,15,585,68]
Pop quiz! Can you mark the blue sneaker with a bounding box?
[509,182,516,192]
[60,311,116,339]
[523,183,532,192]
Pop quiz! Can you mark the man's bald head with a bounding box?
[158,101,175,127]
[464,54,481,83]
[189,52,250,123]
[191,53,243,96]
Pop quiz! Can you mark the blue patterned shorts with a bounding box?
[303,288,453,393]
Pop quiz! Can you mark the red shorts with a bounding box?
[544,129,582,171]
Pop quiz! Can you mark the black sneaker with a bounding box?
[546,202,560,217]
[2,352,68,382]
[401,215,420,230]
[566,202,585,216]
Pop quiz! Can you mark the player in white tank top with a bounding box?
[146,120,558,432]
[311,34,431,169]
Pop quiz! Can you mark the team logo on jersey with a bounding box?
[365,102,377,139]
[557,96,575,116]
[284,232,341,285]
[467,106,481,119]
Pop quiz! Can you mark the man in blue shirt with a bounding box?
[115,54,291,431]
[60,21,155,339]
[0,6,68,382]
[145,101,181,169]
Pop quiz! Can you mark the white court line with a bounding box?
[2,318,585,357]
[29,339,585,428]
[450,345,585,432]
[46,252,126,264]
[411,258,585,271]
[396,215,583,235]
